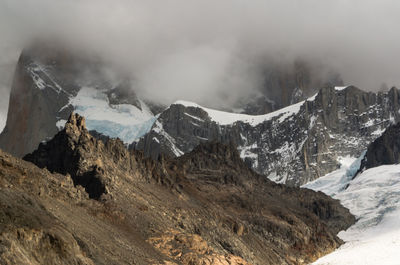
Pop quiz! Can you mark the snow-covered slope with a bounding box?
[304,164,400,264]
[173,98,307,126]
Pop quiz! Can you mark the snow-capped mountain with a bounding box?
[0,45,158,157]
[137,86,400,186]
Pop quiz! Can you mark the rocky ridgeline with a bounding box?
[137,86,400,186]
[0,113,355,264]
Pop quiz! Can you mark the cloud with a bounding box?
[1,0,400,108]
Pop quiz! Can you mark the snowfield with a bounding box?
[304,163,400,264]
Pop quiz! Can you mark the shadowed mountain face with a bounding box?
[0,113,356,264]
[359,122,400,172]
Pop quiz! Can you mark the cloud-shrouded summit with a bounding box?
[1,0,400,111]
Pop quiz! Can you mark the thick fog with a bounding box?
[1,0,400,115]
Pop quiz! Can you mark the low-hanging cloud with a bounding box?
[1,0,400,109]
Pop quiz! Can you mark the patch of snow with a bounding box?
[56,119,67,130]
[152,137,160,143]
[309,115,318,129]
[307,92,318,101]
[335,86,349,91]
[239,143,259,168]
[27,63,66,94]
[363,119,375,127]
[371,127,386,136]
[268,171,288,184]
[190,121,200,127]
[184,112,204,122]
[30,71,46,90]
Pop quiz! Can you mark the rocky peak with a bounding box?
[65,112,87,137]
[23,113,105,199]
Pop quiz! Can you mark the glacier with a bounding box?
[58,86,157,144]
[304,162,400,264]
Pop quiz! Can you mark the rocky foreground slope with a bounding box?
[0,113,355,264]
[137,86,400,186]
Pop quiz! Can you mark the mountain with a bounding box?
[0,113,355,264]
[0,44,157,157]
[1,46,397,187]
[0,45,345,157]
[136,86,400,186]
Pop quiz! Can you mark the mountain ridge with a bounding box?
[136,85,400,186]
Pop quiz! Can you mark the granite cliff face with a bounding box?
[0,113,355,265]
[137,86,400,186]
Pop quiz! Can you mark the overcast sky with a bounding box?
[1,0,400,121]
